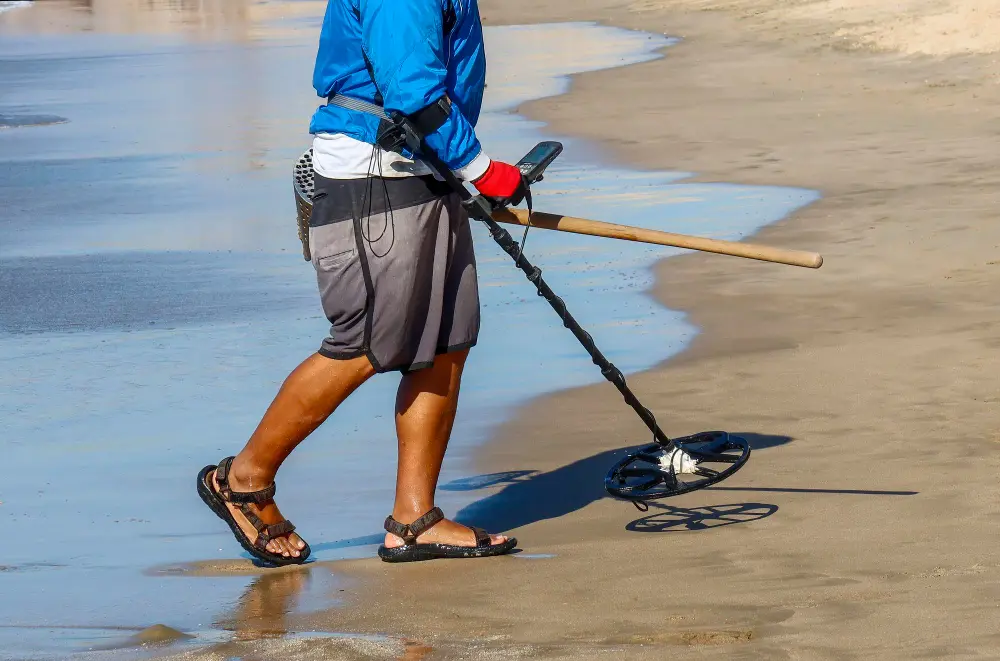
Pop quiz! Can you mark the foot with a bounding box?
[383,515,508,549]
[211,460,307,559]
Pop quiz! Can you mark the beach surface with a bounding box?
[252,1,1000,659]
[3,0,999,658]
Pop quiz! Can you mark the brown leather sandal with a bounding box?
[197,457,310,566]
[377,506,516,563]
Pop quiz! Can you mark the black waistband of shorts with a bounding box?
[310,173,453,227]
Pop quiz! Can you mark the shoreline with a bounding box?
[279,2,1000,659]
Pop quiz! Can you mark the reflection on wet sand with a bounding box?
[0,0,326,38]
[208,570,432,659]
[400,641,433,660]
[216,569,309,640]
[141,566,433,659]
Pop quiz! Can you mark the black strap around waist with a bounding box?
[310,173,453,227]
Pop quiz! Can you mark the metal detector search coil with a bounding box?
[292,138,751,504]
[605,432,750,504]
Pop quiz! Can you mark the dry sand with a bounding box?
[155,0,1000,658]
[631,0,1000,56]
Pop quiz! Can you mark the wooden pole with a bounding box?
[492,208,823,269]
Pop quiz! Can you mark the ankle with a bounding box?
[392,504,436,524]
[228,454,276,491]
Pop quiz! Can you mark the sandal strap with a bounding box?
[214,457,277,504]
[470,526,492,548]
[215,456,236,488]
[212,457,299,554]
[266,520,296,539]
[227,482,276,504]
[235,501,296,550]
[239,505,267,533]
[409,507,445,536]
[254,520,297,550]
[383,517,411,542]
[383,507,444,545]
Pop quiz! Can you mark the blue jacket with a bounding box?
[309,0,486,173]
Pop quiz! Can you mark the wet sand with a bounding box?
[262,2,1000,660]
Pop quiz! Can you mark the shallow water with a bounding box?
[0,7,817,659]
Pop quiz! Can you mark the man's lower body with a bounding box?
[198,173,514,564]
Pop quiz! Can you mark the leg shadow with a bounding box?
[453,447,631,533]
[439,470,539,492]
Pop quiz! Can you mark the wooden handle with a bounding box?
[492,208,823,269]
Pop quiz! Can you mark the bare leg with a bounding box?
[385,349,507,548]
[216,353,376,558]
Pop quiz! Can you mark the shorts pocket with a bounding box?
[318,248,356,270]
[310,220,357,272]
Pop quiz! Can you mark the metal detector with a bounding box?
[293,121,751,506]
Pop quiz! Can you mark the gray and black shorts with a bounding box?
[308,173,480,373]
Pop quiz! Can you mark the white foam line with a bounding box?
[0,0,31,14]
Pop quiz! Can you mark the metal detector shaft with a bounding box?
[397,124,674,449]
[493,208,824,269]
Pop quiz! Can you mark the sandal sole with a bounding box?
[196,464,311,567]
[377,537,518,563]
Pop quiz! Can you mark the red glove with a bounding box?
[472,160,529,207]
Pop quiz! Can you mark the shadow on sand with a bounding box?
[451,433,794,532]
[451,431,915,533]
[625,502,778,533]
[312,431,915,551]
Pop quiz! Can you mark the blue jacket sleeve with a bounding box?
[359,0,485,175]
